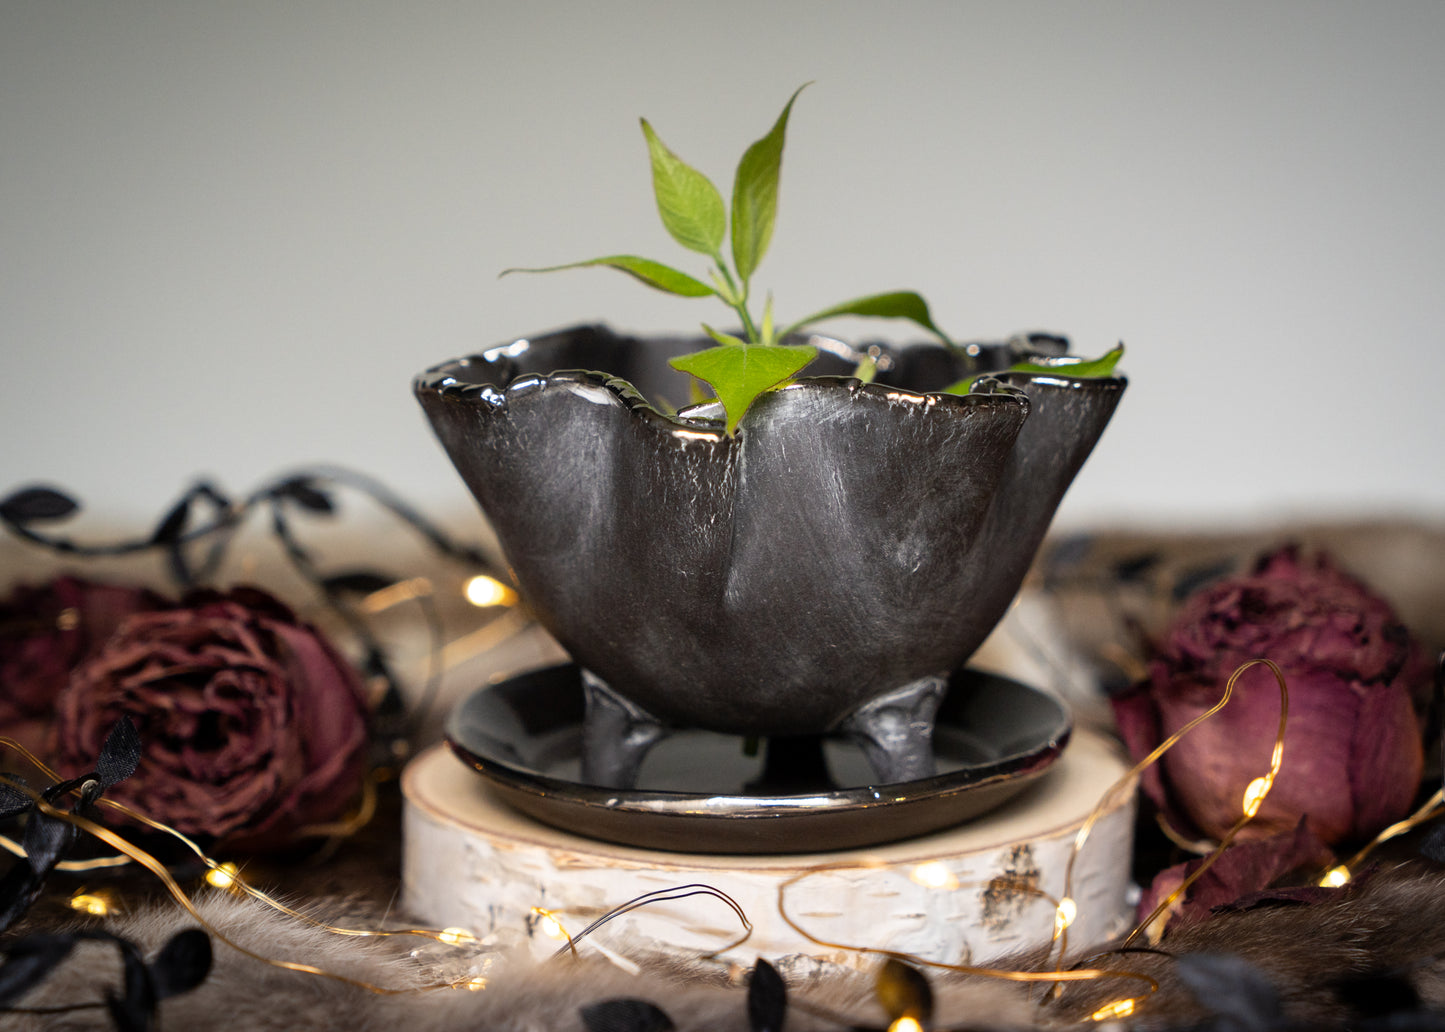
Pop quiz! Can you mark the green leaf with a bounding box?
[669,343,816,434]
[875,958,934,1027]
[502,255,716,298]
[731,84,808,282]
[641,118,726,256]
[1011,342,1125,378]
[942,343,1126,394]
[780,290,951,343]
[707,268,740,306]
[700,323,749,348]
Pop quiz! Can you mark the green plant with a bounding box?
[506,85,1124,432]
[943,342,1124,394]
[506,85,957,433]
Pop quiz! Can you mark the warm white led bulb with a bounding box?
[206,863,240,890]
[1241,775,1272,818]
[1091,997,1137,1021]
[1320,865,1352,888]
[909,861,958,891]
[68,892,112,916]
[464,575,517,608]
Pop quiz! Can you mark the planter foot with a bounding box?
[839,674,948,784]
[580,669,669,789]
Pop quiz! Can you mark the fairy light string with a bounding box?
[773,862,1161,1002]
[1320,786,1445,887]
[0,739,490,992]
[1316,657,1445,885]
[1119,658,1289,951]
[10,789,464,995]
[769,658,1295,1024]
[6,522,1430,1024]
[0,652,1386,1026]
[3,735,762,997]
[0,567,510,874]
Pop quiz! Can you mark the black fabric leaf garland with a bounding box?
[108,935,158,1032]
[1174,952,1282,1031]
[579,997,676,1032]
[149,496,192,547]
[274,476,336,515]
[93,716,143,793]
[0,801,79,933]
[0,486,80,525]
[0,718,141,933]
[150,929,213,1001]
[321,570,398,596]
[875,957,933,1028]
[0,777,32,822]
[747,958,787,1032]
[0,933,75,1007]
[0,928,212,1031]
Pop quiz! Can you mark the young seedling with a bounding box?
[943,342,1125,394]
[505,85,952,433]
[506,85,1124,431]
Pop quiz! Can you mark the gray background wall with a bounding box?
[3,2,1442,530]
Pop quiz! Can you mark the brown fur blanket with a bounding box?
[7,865,1445,1030]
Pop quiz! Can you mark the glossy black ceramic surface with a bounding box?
[415,326,1124,748]
[445,663,1072,854]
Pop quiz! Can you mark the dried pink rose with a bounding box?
[0,576,164,757]
[1138,819,1337,935]
[54,587,370,852]
[1113,546,1426,846]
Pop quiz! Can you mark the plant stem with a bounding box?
[713,260,759,344]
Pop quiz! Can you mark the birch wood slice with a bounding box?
[401,731,1136,969]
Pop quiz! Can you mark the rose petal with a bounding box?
[1109,683,1169,811]
[1349,677,1424,838]
[1141,819,1335,933]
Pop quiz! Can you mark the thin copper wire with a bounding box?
[0,591,541,993]
[549,884,753,963]
[2,738,439,945]
[1332,787,1445,878]
[292,771,379,839]
[1053,659,1269,958]
[94,792,480,947]
[358,576,435,613]
[1,731,384,884]
[2,736,134,871]
[0,831,134,871]
[2,733,66,781]
[10,786,475,995]
[441,607,531,670]
[5,737,754,993]
[1120,659,1290,950]
[0,655,1306,1013]
[1153,813,1217,855]
[531,907,580,959]
[772,864,1160,999]
[770,658,1293,1023]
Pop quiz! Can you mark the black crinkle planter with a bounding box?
[416,325,1124,788]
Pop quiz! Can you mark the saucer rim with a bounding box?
[443,663,1072,852]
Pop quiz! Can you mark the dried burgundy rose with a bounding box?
[0,576,164,756]
[1137,819,1337,935]
[54,587,370,852]
[1112,546,1425,846]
